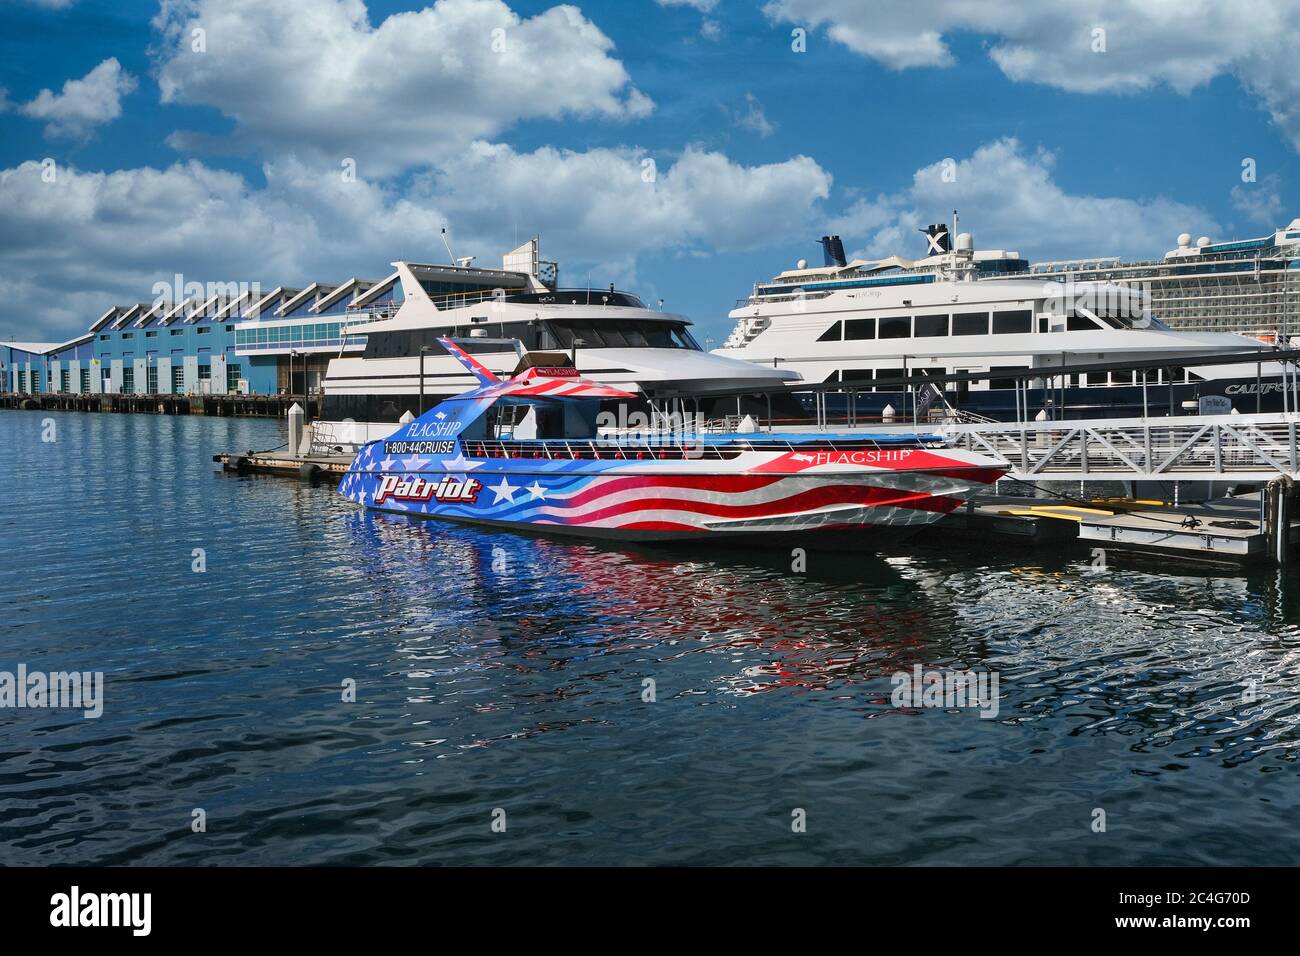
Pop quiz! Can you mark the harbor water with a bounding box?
[2,409,1300,865]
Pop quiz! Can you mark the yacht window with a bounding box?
[992,310,1033,334]
[989,366,1028,389]
[544,320,699,350]
[877,368,906,389]
[1086,371,1108,385]
[1067,313,1102,331]
[914,314,948,337]
[817,320,843,342]
[953,312,989,335]
[1111,370,1133,385]
[842,368,874,384]
[822,369,841,383]
[879,316,911,339]
[1137,368,1158,383]
[844,318,876,340]
[599,325,630,348]
[1078,306,1125,329]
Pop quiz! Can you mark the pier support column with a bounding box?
[1267,476,1293,564]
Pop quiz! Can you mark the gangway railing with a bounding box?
[941,411,1300,482]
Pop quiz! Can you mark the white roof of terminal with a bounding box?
[4,341,61,354]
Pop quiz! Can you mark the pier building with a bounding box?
[2,270,401,399]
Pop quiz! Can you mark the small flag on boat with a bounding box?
[916,382,942,416]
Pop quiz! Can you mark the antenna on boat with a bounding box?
[441,226,457,267]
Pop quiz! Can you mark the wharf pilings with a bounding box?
[0,391,318,418]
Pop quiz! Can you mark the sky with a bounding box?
[2,0,1299,347]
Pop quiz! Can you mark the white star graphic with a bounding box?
[490,477,519,504]
[441,453,484,472]
[401,454,432,471]
[527,481,547,500]
[379,456,397,471]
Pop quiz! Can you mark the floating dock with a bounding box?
[938,490,1300,563]
[214,448,352,478]
[1076,493,1296,561]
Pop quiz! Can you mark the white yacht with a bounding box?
[714,226,1290,420]
[319,239,799,444]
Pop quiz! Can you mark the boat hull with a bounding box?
[342,462,1004,545]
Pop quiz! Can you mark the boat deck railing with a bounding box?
[460,435,940,462]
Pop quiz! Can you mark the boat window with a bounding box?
[1111,370,1133,385]
[879,316,911,339]
[989,366,1029,389]
[1067,313,1102,331]
[598,325,630,348]
[822,369,841,383]
[842,368,874,384]
[876,368,906,389]
[992,310,1033,334]
[952,312,989,335]
[817,320,843,342]
[1086,371,1108,385]
[914,314,948,337]
[844,318,876,340]
[543,320,699,350]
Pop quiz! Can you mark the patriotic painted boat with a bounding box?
[338,338,1008,545]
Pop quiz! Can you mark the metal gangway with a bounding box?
[940,411,1300,482]
[653,347,1300,484]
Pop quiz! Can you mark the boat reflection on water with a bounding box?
[341,503,1300,768]
[340,507,958,701]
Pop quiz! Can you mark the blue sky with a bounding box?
[2,0,1298,346]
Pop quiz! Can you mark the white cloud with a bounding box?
[830,138,1215,263]
[764,0,1300,149]
[1231,174,1285,227]
[0,145,830,340]
[152,0,653,175]
[733,92,775,137]
[434,142,829,261]
[19,58,137,139]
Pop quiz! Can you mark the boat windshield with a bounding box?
[541,319,701,350]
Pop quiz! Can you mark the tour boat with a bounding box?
[338,338,1008,544]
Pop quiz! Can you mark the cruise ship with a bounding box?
[713,225,1290,421]
[318,238,800,446]
[1014,218,1300,339]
